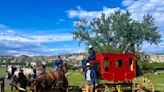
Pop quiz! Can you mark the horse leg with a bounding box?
[10,81,16,92]
[11,85,13,92]
[33,86,35,92]
[32,85,37,92]
[38,86,44,92]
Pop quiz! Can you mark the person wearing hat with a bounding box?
[84,63,98,92]
[88,45,96,61]
[53,55,64,71]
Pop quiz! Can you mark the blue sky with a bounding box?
[0,0,164,56]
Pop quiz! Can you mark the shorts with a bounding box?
[87,81,93,86]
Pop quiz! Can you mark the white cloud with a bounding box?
[68,1,164,25]
[67,6,121,20]
[122,0,135,6]
[0,31,73,43]
[0,25,85,56]
[126,0,164,24]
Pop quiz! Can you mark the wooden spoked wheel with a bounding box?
[103,84,114,92]
[133,76,154,92]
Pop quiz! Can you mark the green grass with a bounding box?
[144,73,164,91]
[0,67,9,92]
[67,70,84,86]
[0,67,6,76]
[1,67,164,92]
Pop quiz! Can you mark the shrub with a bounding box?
[95,46,123,53]
[46,62,53,67]
[67,64,74,70]
[140,62,164,73]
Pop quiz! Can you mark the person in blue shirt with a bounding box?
[88,45,96,60]
[53,55,63,71]
[84,63,98,92]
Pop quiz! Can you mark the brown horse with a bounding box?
[32,64,68,92]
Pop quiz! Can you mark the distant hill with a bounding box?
[147,54,164,62]
[0,53,85,67]
[0,53,163,65]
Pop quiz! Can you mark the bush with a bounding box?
[46,62,53,67]
[67,64,74,70]
[140,62,164,73]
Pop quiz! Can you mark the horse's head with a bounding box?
[6,65,12,79]
[60,63,67,74]
[6,65,17,79]
[50,68,68,89]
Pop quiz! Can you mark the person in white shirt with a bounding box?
[84,63,98,92]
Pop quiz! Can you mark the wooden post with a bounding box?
[0,77,5,92]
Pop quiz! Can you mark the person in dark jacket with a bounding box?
[81,45,96,72]
[88,45,96,60]
[84,63,98,92]
[18,69,27,91]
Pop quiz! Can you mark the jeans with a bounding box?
[87,80,93,86]
[86,81,94,92]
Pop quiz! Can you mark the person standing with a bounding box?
[84,63,98,92]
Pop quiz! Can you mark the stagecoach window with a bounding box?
[116,59,122,67]
[129,58,132,65]
[129,58,133,71]
[104,58,109,72]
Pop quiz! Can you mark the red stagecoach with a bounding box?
[87,53,154,92]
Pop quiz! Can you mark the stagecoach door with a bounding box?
[114,58,125,81]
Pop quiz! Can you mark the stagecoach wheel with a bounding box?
[136,89,146,92]
[133,76,154,92]
[103,84,114,92]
